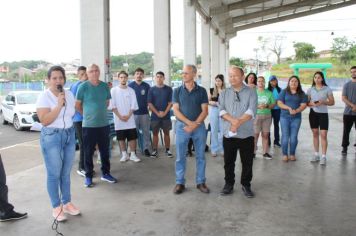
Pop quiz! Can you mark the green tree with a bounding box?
[332,36,356,63]
[229,57,244,67]
[293,42,317,61]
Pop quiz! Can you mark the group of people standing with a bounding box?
[35,64,174,221]
[4,63,350,223]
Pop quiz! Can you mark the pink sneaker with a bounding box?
[63,202,81,216]
[52,207,67,222]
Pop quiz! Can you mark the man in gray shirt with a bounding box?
[341,66,356,155]
[219,66,257,197]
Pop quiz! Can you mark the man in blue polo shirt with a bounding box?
[172,64,209,194]
[129,68,152,157]
[70,66,87,176]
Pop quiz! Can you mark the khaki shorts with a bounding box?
[254,114,272,133]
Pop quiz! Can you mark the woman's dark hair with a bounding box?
[311,71,327,87]
[212,74,225,97]
[267,77,281,93]
[286,75,304,97]
[47,66,66,82]
[245,72,257,85]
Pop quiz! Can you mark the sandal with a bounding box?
[282,156,289,162]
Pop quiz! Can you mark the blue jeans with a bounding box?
[209,106,223,154]
[175,121,207,185]
[40,126,75,208]
[280,117,301,156]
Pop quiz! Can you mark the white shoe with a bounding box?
[310,154,320,162]
[320,157,326,165]
[129,154,141,163]
[120,154,129,162]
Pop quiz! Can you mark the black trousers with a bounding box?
[342,115,356,148]
[0,155,14,214]
[74,121,84,170]
[223,136,254,187]
[83,126,111,178]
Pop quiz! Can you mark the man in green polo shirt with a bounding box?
[75,64,117,187]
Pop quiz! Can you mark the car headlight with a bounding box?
[19,111,33,115]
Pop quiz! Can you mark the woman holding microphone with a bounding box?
[36,66,80,222]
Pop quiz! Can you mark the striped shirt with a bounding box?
[219,85,257,139]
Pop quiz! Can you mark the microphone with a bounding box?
[56,85,65,106]
[57,84,63,92]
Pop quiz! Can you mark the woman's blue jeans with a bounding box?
[280,117,301,156]
[209,106,223,154]
[40,126,75,208]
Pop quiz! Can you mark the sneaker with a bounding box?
[220,184,234,195]
[341,147,347,155]
[0,210,27,222]
[76,169,86,177]
[165,149,173,158]
[120,153,129,162]
[211,153,217,157]
[274,142,281,148]
[320,157,327,165]
[150,150,158,158]
[130,153,141,162]
[242,185,255,198]
[52,207,67,222]
[310,154,320,162]
[101,174,117,183]
[84,177,93,187]
[63,202,81,216]
[144,149,151,157]
[263,153,272,160]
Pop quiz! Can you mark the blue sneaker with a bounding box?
[84,177,93,187]
[101,174,117,183]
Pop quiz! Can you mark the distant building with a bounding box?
[317,50,333,58]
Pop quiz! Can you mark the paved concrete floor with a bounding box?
[0,111,355,236]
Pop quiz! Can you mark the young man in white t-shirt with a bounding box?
[111,71,140,162]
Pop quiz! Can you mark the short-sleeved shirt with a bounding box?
[147,85,172,121]
[110,86,138,130]
[271,88,281,110]
[36,89,75,129]
[76,80,111,128]
[70,80,84,122]
[128,81,150,115]
[342,80,356,116]
[256,89,275,115]
[278,89,308,119]
[172,82,208,122]
[307,86,333,114]
[219,85,257,139]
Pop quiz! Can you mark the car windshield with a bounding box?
[16,93,39,105]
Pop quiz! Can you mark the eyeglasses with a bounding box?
[235,91,240,102]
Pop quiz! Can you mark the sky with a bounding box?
[0,0,356,64]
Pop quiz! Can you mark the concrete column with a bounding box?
[201,18,211,90]
[211,30,220,86]
[154,0,171,85]
[219,39,226,77]
[183,0,196,65]
[80,0,111,81]
[225,41,230,86]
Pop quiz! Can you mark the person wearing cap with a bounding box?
[208,74,225,157]
[267,75,282,147]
